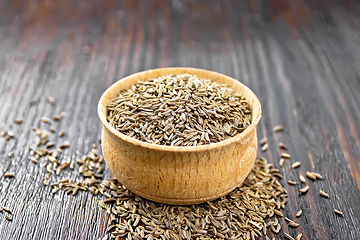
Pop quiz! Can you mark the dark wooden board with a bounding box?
[0,0,360,239]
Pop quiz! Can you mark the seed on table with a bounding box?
[1,130,6,137]
[52,115,61,121]
[41,117,51,123]
[82,46,91,54]
[103,197,116,203]
[14,119,23,124]
[284,232,295,240]
[47,96,55,104]
[7,131,14,138]
[300,185,309,193]
[4,172,14,178]
[334,209,343,216]
[52,186,59,194]
[272,172,283,179]
[287,180,298,185]
[5,213,12,221]
[7,151,13,157]
[2,206,10,213]
[30,100,37,106]
[273,125,283,132]
[60,112,66,118]
[292,161,301,169]
[296,233,303,240]
[259,137,267,145]
[46,142,55,148]
[274,209,283,217]
[289,221,299,228]
[59,141,69,149]
[281,153,291,159]
[306,171,317,180]
[58,131,65,138]
[319,190,329,198]
[261,143,268,152]
[278,142,287,149]
[310,171,323,179]
[299,174,306,183]
[296,210,302,217]
[279,158,285,167]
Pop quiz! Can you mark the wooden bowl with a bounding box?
[98,68,261,205]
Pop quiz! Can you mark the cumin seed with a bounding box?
[299,186,309,193]
[292,161,301,169]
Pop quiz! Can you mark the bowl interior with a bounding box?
[98,67,261,152]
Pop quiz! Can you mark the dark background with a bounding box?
[0,0,360,239]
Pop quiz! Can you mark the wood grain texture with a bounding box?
[0,0,359,239]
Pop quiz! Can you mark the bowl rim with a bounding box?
[98,67,261,152]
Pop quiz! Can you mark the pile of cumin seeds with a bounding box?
[34,139,288,239]
[95,158,288,240]
[106,74,252,146]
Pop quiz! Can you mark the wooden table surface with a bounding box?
[1,0,360,239]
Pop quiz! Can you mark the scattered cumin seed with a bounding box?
[47,96,55,104]
[59,141,69,149]
[319,190,329,198]
[310,171,323,179]
[7,151,13,157]
[52,115,61,121]
[273,125,283,132]
[284,232,295,240]
[334,209,343,216]
[292,161,301,169]
[60,112,66,118]
[299,174,306,183]
[4,172,14,178]
[287,180,298,185]
[289,221,299,227]
[14,119,23,124]
[2,206,10,213]
[299,185,309,193]
[281,153,291,159]
[296,233,303,240]
[272,172,283,179]
[296,210,302,217]
[279,158,285,167]
[58,131,65,137]
[82,46,91,54]
[103,197,116,203]
[5,213,12,221]
[278,142,287,149]
[274,209,283,217]
[30,100,37,106]
[306,171,317,180]
[1,130,6,137]
[7,131,14,138]
[41,117,51,123]
[261,143,268,152]
[259,137,267,145]
[46,142,55,148]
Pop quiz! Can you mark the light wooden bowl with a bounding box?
[98,68,261,205]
